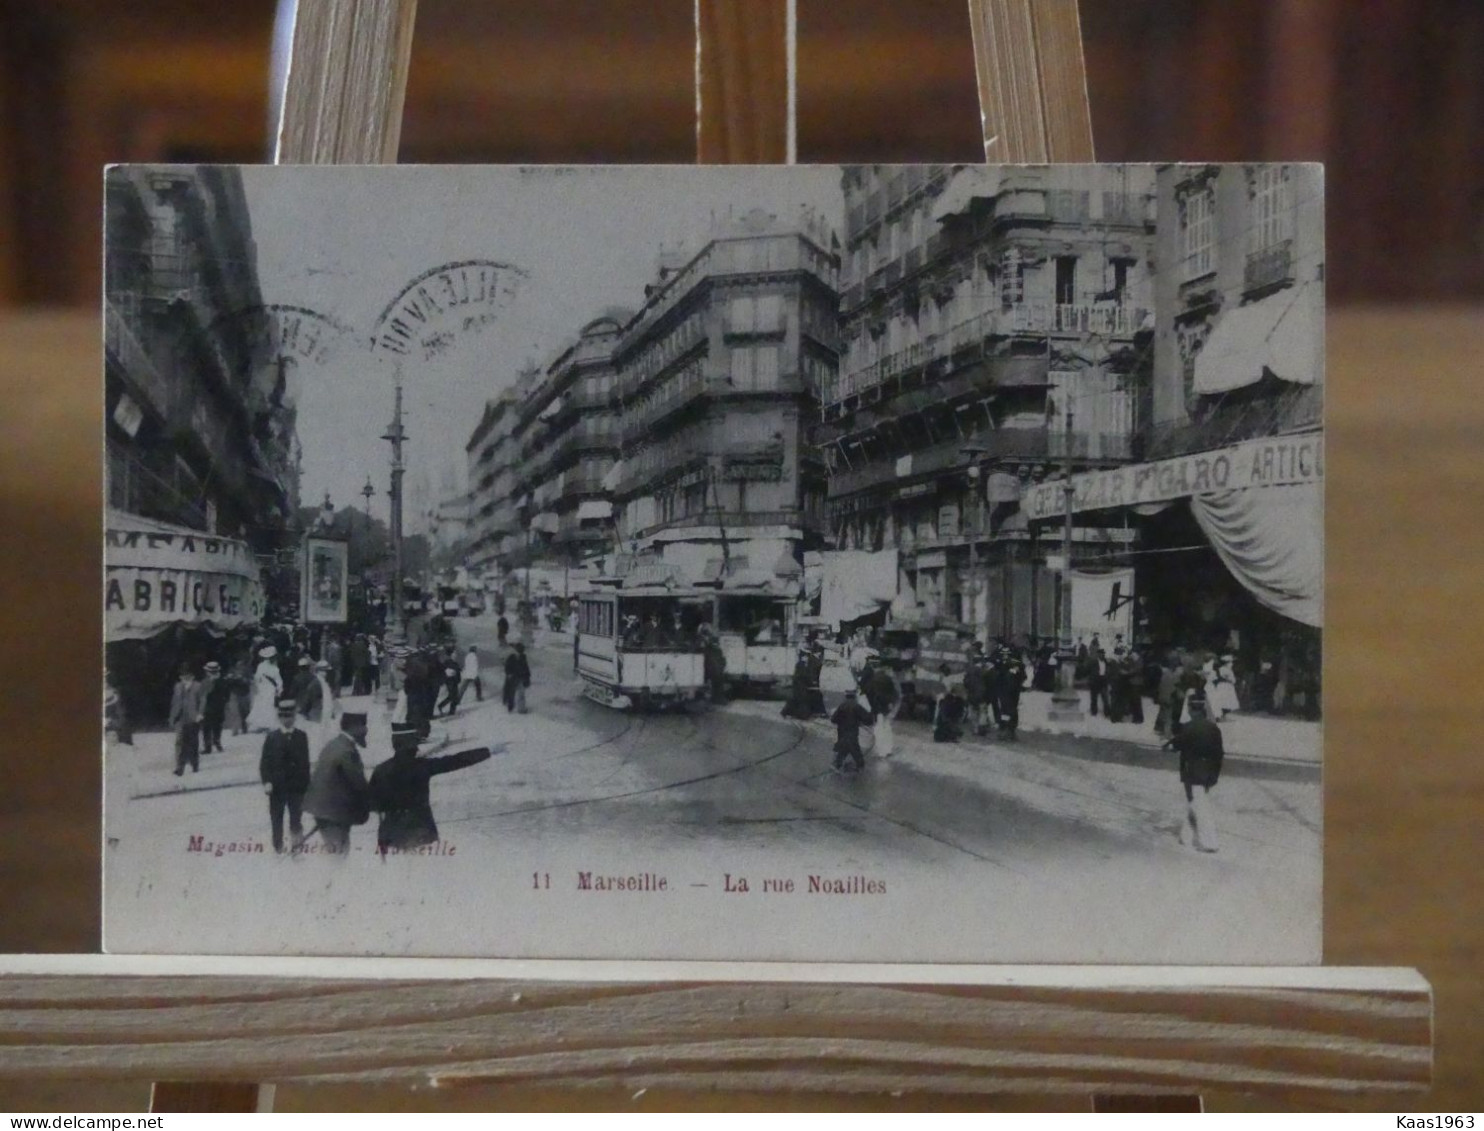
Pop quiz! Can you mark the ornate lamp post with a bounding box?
[1048,401,1085,722]
[961,441,993,644]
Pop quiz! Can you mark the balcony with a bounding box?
[828,428,1132,499]
[634,509,801,540]
[1050,302,1147,336]
[1244,240,1295,295]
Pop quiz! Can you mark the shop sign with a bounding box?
[1023,431,1323,522]
[105,513,264,640]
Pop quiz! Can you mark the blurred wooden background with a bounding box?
[2,0,1483,306]
[0,0,1480,1114]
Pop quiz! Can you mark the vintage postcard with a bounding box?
[103,163,1323,962]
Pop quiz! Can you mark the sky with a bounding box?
[240,166,844,532]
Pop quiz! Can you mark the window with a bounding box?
[1248,166,1293,252]
[727,293,784,335]
[1179,183,1217,280]
[1055,256,1078,306]
[729,344,781,391]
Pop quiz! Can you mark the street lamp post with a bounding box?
[1049,402,1085,721]
[380,382,406,705]
[961,442,992,644]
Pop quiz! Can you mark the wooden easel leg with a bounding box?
[1093,1094,1204,1113]
[150,1082,273,1112]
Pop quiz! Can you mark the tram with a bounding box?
[574,573,714,710]
[711,576,798,696]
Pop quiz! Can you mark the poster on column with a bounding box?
[301,536,349,624]
[99,162,1323,968]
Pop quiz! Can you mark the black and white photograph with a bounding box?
[102,163,1323,962]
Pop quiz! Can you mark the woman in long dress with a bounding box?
[245,646,283,732]
[1210,654,1242,718]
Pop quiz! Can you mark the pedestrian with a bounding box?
[1153,654,1177,736]
[1166,696,1224,852]
[1086,646,1109,716]
[367,635,382,693]
[227,654,252,735]
[323,633,344,694]
[302,711,372,855]
[296,657,326,729]
[458,645,483,706]
[995,647,1024,739]
[933,668,967,743]
[1210,653,1241,719]
[703,631,728,703]
[1106,646,1129,722]
[805,645,827,717]
[496,613,510,646]
[436,646,461,716]
[168,662,204,776]
[503,642,531,713]
[200,660,229,753]
[862,659,897,758]
[829,688,872,773]
[781,652,813,719]
[963,645,990,736]
[369,722,501,853]
[246,645,283,732]
[290,656,315,715]
[1123,649,1146,725]
[400,648,428,737]
[349,634,372,695]
[259,697,311,853]
[103,674,132,746]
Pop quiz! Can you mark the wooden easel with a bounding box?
[0,0,1431,1114]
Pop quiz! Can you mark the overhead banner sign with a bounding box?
[105,510,264,640]
[1022,431,1323,522]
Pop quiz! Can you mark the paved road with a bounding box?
[102,615,1322,961]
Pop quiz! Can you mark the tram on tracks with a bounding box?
[711,574,798,697]
[574,572,715,710]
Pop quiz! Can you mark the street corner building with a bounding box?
[104,166,303,722]
[98,164,1324,965]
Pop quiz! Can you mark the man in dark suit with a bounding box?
[259,697,311,853]
[303,712,371,855]
[1167,696,1225,853]
[168,663,204,776]
[369,722,501,853]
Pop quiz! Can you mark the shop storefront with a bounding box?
[104,509,266,722]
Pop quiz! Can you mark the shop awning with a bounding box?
[576,499,613,521]
[1194,282,1322,395]
[105,509,265,641]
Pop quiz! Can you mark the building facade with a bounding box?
[514,313,628,569]
[463,389,519,577]
[105,166,299,547]
[1138,163,1324,711]
[611,210,840,580]
[825,164,1156,641]
[104,165,299,717]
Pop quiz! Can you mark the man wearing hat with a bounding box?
[829,687,873,774]
[199,660,230,754]
[259,697,311,853]
[369,722,502,852]
[303,712,372,854]
[167,662,204,776]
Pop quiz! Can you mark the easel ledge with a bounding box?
[0,956,1431,1098]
